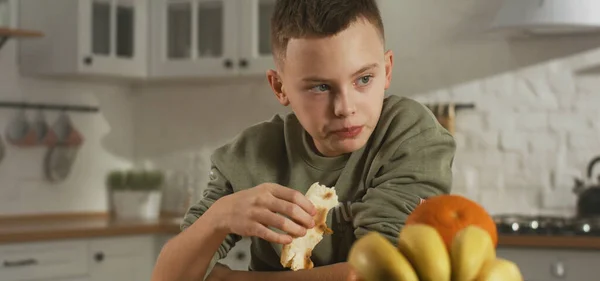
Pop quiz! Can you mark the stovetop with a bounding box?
[493,214,600,236]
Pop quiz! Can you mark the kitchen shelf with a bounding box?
[0,101,99,113]
[0,27,43,50]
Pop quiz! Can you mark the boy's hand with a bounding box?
[209,183,317,244]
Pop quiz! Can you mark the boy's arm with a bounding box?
[152,165,239,281]
[352,126,456,245]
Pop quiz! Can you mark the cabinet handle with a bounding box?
[239,59,249,68]
[83,56,93,65]
[3,258,38,267]
[224,59,233,69]
[94,252,104,262]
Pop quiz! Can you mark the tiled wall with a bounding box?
[0,37,135,215]
[413,55,600,216]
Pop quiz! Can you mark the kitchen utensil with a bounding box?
[573,155,600,218]
[31,108,57,145]
[5,108,37,146]
[52,111,83,146]
[44,144,78,182]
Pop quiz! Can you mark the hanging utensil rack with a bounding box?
[0,27,43,50]
[453,103,475,110]
[0,101,99,113]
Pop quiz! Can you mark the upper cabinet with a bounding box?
[16,0,275,81]
[18,0,148,78]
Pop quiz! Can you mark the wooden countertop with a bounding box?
[0,212,182,244]
[2,213,600,250]
[499,234,600,250]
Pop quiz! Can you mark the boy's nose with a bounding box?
[333,91,357,117]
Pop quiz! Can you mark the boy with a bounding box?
[151,0,455,280]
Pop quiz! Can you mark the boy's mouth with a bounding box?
[332,126,363,138]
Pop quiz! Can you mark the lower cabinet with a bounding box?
[0,235,164,281]
[497,247,600,281]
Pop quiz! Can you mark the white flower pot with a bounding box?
[112,190,162,220]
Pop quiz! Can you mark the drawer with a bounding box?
[0,240,89,281]
[89,235,154,258]
[497,247,600,281]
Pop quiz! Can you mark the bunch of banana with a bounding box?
[347,225,523,281]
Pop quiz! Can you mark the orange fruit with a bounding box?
[405,194,497,249]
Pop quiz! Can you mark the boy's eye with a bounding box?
[356,75,372,86]
[311,84,330,92]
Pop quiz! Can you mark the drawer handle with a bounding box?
[3,258,38,267]
[94,252,104,262]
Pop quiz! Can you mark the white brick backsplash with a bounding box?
[467,131,499,150]
[549,113,592,132]
[573,94,600,112]
[483,73,516,97]
[503,153,524,175]
[575,75,600,94]
[515,78,559,111]
[454,151,504,168]
[516,113,548,131]
[455,111,486,132]
[525,153,559,173]
[477,170,506,190]
[547,68,576,96]
[541,187,577,209]
[568,132,600,149]
[450,81,482,102]
[528,132,561,152]
[504,169,552,190]
[487,112,517,130]
[479,188,540,215]
[499,132,528,153]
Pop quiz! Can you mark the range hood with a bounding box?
[491,0,600,36]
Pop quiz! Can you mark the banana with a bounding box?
[348,232,419,281]
[475,258,524,281]
[451,226,497,281]
[397,224,451,281]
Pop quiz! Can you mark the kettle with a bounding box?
[573,156,600,218]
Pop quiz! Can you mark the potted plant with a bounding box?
[107,169,164,220]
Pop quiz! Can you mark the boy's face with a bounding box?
[268,19,393,157]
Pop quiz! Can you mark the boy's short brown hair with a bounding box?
[270,0,385,68]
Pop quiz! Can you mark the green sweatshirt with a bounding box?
[181,95,456,276]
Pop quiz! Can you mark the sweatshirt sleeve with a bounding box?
[351,126,456,245]
[180,163,242,280]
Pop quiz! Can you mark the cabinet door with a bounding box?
[150,0,238,78]
[78,0,147,77]
[90,254,151,281]
[89,236,155,281]
[238,0,276,76]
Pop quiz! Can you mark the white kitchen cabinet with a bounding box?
[236,0,277,76]
[89,236,156,281]
[497,247,600,281]
[0,235,160,281]
[16,0,275,81]
[18,0,148,79]
[0,240,89,281]
[149,0,275,78]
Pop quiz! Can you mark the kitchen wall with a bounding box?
[0,37,135,215]
[133,51,600,217]
[413,49,600,216]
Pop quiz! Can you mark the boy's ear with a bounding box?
[384,50,394,90]
[266,69,290,106]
